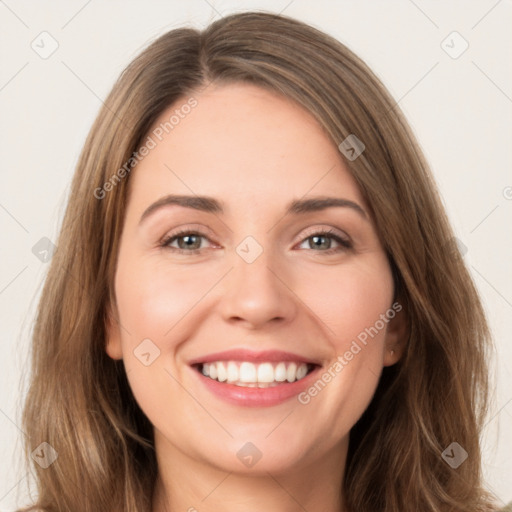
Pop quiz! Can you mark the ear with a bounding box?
[383,302,408,367]
[105,302,123,360]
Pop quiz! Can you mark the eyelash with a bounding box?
[159,227,352,255]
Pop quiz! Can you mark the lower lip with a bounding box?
[192,365,320,407]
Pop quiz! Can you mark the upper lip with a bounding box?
[188,349,321,366]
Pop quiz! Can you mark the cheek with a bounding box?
[113,257,208,423]
[294,258,394,418]
[114,255,216,350]
[301,257,394,351]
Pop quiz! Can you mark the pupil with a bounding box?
[311,235,330,250]
[179,235,200,249]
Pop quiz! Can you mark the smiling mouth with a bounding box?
[193,361,317,388]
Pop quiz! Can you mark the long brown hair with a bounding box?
[18,11,497,512]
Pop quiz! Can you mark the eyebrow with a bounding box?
[139,194,368,225]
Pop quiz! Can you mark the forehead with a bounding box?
[129,82,365,213]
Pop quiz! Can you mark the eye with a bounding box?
[297,228,352,254]
[160,227,352,255]
[160,229,212,254]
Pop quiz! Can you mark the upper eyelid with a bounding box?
[298,225,349,240]
[162,223,215,239]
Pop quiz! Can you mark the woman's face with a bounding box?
[106,82,404,476]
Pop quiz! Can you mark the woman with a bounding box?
[18,11,501,512]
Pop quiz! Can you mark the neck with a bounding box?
[151,431,348,512]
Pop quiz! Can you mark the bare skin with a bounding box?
[105,82,407,512]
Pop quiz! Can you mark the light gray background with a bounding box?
[1,0,511,509]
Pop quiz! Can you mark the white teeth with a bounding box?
[257,362,274,383]
[286,362,297,383]
[239,362,257,382]
[296,363,308,380]
[275,362,287,382]
[216,361,227,382]
[227,361,239,383]
[198,360,312,385]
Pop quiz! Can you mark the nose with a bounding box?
[218,248,297,330]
